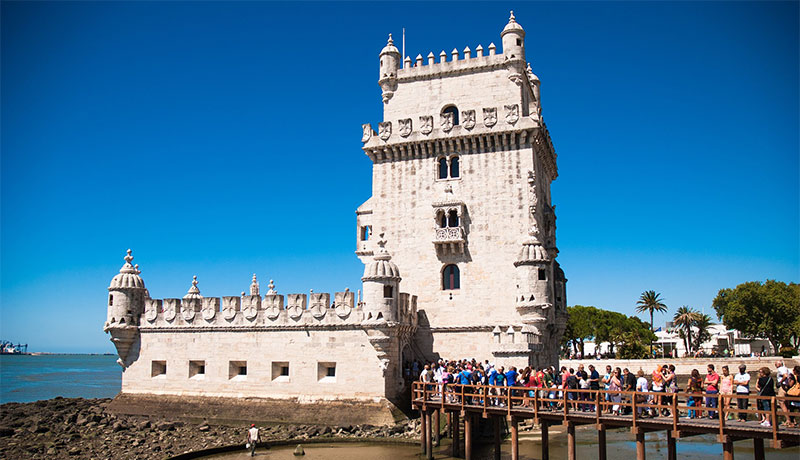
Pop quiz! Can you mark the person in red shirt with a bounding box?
[703,364,721,419]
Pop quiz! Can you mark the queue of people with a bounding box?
[411,358,800,427]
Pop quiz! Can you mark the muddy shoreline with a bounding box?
[0,397,418,459]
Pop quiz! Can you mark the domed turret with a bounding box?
[379,34,401,103]
[501,11,525,61]
[105,249,147,367]
[183,275,203,300]
[361,234,401,322]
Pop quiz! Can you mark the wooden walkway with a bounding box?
[411,381,800,460]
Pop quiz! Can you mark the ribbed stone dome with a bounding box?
[514,238,550,266]
[362,235,401,281]
[108,249,146,290]
[501,11,525,37]
[380,34,400,56]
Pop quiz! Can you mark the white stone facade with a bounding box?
[103,13,566,420]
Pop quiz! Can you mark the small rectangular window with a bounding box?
[151,361,167,378]
[383,285,394,298]
[318,362,336,382]
[538,268,546,280]
[229,361,247,380]
[360,225,371,241]
[189,360,205,379]
[272,361,290,382]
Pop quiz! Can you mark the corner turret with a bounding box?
[361,234,401,322]
[378,34,401,103]
[105,249,147,367]
[501,11,525,62]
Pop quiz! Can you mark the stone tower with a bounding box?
[104,249,146,367]
[358,12,567,369]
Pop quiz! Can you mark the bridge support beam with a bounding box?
[510,416,519,460]
[425,410,433,460]
[541,422,550,460]
[753,438,764,460]
[451,411,460,458]
[635,428,646,460]
[493,416,501,460]
[567,421,576,460]
[433,409,440,447]
[722,436,734,460]
[597,424,607,460]
[420,409,427,455]
[464,413,473,460]
[667,430,676,460]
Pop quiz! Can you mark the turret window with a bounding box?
[360,225,372,241]
[384,285,394,298]
[447,210,459,227]
[442,264,460,290]
[436,155,461,180]
[538,268,546,280]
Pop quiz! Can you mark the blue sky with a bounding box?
[1,1,797,353]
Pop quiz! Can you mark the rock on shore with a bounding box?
[0,397,418,459]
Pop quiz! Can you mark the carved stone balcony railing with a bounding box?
[434,226,465,253]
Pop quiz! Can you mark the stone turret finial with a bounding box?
[509,10,516,22]
[250,273,260,296]
[362,233,401,281]
[387,33,394,46]
[120,249,136,273]
[109,249,145,289]
[183,275,203,299]
[267,279,276,295]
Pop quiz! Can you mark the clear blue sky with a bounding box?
[1,1,797,353]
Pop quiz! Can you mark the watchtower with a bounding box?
[358,12,567,368]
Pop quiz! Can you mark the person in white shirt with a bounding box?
[734,364,751,422]
[635,369,651,416]
[776,360,790,396]
[246,424,259,457]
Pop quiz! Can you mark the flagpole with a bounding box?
[402,28,406,64]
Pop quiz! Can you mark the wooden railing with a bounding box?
[412,381,800,443]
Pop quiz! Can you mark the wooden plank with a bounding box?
[753,437,765,460]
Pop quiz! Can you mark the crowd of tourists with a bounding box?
[410,359,800,428]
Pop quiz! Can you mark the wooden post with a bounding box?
[666,430,676,460]
[510,416,519,460]
[452,412,460,458]
[597,424,607,460]
[635,428,646,460]
[464,413,473,460]
[433,409,440,447]
[722,436,734,460]
[420,409,428,454]
[753,438,765,460]
[448,411,453,439]
[541,421,550,460]
[567,421,576,460]
[426,411,433,460]
[493,416,501,460]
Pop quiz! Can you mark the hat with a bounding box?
[251,424,256,427]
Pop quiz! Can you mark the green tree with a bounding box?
[713,280,800,353]
[594,309,629,355]
[693,313,713,353]
[617,317,658,359]
[635,290,668,354]
[563,305,597,356]
[673,306,701,354]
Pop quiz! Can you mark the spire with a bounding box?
[267,279,276,295]
[501,10,525,37]
[250,273,260,296]
[119,249,137,274]
[109,249,145,289]
[183,275,203,299]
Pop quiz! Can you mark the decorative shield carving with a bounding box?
[378,122,392,141]
[420,116,433,134]
[440,112,454,132]
[182,306,196,322]
[287,305,303,320]
[361,123,372,142]
[309,303,326,319]
[242,304,258,321]
[398,118,412,137]
[483,107,497,127]
[202,306,216,321]
[505,104,519,125]
[335,303,352,319]
[163,303,177,322]
[222,305,237,321]
[144,300,159,323]
[462,110,476,130]
[265,305,281,320]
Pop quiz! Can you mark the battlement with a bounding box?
[139,288,418,330]
[397,43,510,81]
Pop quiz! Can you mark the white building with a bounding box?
[103,13,567,425]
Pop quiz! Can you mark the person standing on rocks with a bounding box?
[247,423,259,456]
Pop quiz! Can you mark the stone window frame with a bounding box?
[272,361,290,383]
[229,361,247,381]
[189,360,205,379]
[151,360,167,378]
[435,154,461,181]
[317,362,336,383]
[442,264,461,290]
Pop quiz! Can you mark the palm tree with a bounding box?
[693,313,713,354]
[636,290,668,355]
[673,306,701,355]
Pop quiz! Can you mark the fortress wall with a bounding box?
[121,329,388,400]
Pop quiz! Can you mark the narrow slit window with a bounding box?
[438,157,448,179]
[449,156,459,178]
[538,268,546,280]
[383,285,394,298]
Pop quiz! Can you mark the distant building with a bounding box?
[103,12,567,425]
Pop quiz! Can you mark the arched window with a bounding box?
[442,264,460,290]
[437,211,447,228]
[447,210,459,228]
[438,157,448,179]
[442,105,459,125]
[449,156,459,178]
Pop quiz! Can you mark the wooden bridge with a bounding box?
[412,381,800,460]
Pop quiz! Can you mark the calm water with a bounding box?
[206,431,800,460]
[0,354,121,403]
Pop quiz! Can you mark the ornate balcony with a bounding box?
[434,226,466,253]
